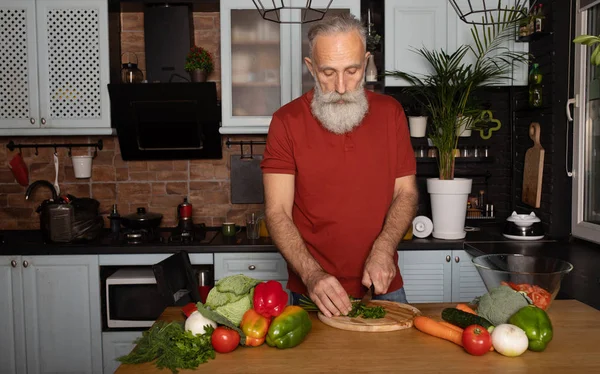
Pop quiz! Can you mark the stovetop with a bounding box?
[100,225,218,246]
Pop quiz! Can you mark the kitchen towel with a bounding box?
[230,154,264,204]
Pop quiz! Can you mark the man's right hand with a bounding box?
[304,270,352,317]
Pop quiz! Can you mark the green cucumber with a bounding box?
[441,308,494,332]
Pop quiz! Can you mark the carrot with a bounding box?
[413,316,463,346]
[456,303,477,315]
[439,321,463,333]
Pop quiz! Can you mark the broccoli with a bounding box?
[476,285,530,326]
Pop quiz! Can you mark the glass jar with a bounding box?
[121,52,144,84]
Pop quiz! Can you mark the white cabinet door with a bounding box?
[220,0,360,134]
[0,0,40,129]
[35,0,110,129]
[220,0,291,134]
[0,256,26,374]
[399,250,452,303]
[101,331,142,374]
[451,0,528,86]
[385,0,450,86]
[22,255,102,374]
[451,250,487,303]
[214,252,288,280]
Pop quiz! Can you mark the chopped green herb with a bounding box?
[347,302,387,319]
[117,321,215,374]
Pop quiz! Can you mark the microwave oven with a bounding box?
[105,268,166,329]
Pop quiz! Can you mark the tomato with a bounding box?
[462,325,492,356]
[211,326,240,353]
[501,282,552,310]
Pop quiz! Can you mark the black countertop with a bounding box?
[1,224,598,309]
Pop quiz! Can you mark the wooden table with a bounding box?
[115,300,600,374]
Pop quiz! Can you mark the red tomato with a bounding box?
[462,325,492,356]
[211,327,240,353]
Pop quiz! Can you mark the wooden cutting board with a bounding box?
[522,122,545,208]
[317,300,421,332]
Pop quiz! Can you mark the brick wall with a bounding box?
[0,9,267,230]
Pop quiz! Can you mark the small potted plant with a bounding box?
[185,46,214,82]
[405,101,428,138]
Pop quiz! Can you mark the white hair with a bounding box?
[307,13,367,58]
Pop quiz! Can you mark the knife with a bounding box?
[360,283,374,305]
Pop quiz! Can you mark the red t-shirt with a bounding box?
[261,89,416,297]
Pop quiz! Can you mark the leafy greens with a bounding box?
[117,321,215,373]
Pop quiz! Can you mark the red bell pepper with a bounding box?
[253,280,288,318]
[181,302,198,317]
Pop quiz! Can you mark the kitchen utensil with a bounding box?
[472,254,573,309]
[412,216,433,238]
[177,197,193,221]
[522,122,544,208]
[360,284,374,305]
[317,300,421,332]
[53,152,60,196]
[8,152,29,186]
[231,154,264,204]
[503,211,544,240]
[72,155,93,178]
[246,212,262,240]
[121,207,163,230]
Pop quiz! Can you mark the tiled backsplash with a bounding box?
[0,135,266,230]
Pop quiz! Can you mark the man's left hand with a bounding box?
[362,242,396,295]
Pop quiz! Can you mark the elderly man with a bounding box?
[260,13,418,317]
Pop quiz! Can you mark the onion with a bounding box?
[185,311,217,336]
[491,324,529,357]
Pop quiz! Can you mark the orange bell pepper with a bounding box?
[240,308,271,346]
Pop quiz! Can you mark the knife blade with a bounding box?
[360,284,374,305]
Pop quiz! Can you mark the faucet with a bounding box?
[25,180,58,201]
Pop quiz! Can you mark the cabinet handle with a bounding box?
[23,260,29,268]
[455,256,460,263]
[30,117,36,124]
[248,265,256,271]
[40,118,46,125]
[446,255,451,262]
[11,260,17,268]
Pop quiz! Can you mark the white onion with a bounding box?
[185,311,217,336]
[491,324,529,357]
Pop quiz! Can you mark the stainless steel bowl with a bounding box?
[503,221,544,237]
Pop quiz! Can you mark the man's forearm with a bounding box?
[375,188,418,255]
[266,211,323,284]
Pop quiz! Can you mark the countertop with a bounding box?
[0,222,557,255]
[115,300,600,374]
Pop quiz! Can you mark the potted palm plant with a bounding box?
[387,8,529,239]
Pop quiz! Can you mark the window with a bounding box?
[573,0,600,244]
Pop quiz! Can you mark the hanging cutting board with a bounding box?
[230,154,264,204]
[522,122,545,208]
[317,300,421,332]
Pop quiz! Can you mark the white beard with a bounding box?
[310,79,369,134]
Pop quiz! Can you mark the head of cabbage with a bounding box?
[205,274,262,326]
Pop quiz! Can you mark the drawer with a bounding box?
[214,253,288,280]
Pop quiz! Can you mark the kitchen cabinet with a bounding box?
[0,0,111,136]
[398,249,487,303]
[0,255,102,374]
[0,257,27,374]
[384,0,528,86]
[219,0,360,134]
[102,331,142,374]
[214,252,291,303]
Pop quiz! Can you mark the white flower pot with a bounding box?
[427,178,472,239]
[408,116,428,137]
[456,116,473,137]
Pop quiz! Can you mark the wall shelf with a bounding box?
[416,157,495,164]
[516,31,553,43]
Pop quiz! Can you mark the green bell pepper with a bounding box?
[509,305,553,352]
[266,305,312,349]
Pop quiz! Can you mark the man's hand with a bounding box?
[304,270,352,318]
[362,241,397,295]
